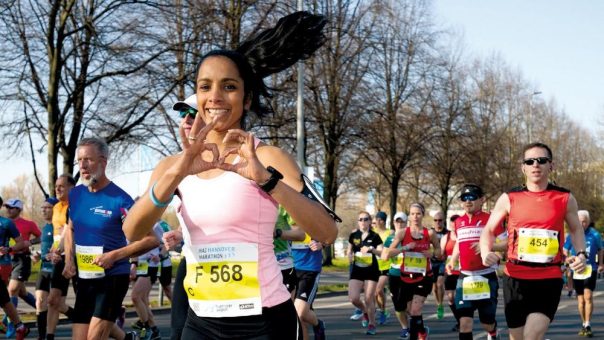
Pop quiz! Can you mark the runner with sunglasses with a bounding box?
[480,142,588,340]
[446,184,505,340]
[347,211,383,335]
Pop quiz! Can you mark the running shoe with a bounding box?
[418,326,430,340]
[361,313,369,328]
[378,310,389,325]
[350,308,363,320]
[116,306,126,330]
[436,304,444,319]
[131,320,145,331]
[399,328,410,339]
[584,326,593,337]
[139,328,151,340]
[487,329,500,340]
[579,327,587,336]
[313,319,326,340]
[125,331,140,340]
[366,324,377,335]
[150,328,162,340]
[5,322,14,338]
[14,324,28,340]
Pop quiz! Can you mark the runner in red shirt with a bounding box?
[447,184,505,340]
[442,214,460,332]
[3,198,40,326]
[382,203,440,340]
[480,142,587,340]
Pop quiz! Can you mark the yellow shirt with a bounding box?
[52,200,69,236]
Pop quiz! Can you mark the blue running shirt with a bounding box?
[69,183,134,276]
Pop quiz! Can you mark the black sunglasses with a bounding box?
[358,217,370,222]
[179,108,197,118]
[522,157,551,166]
[461,195,478,202]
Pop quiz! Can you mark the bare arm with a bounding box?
[480,193,510,266]
[565,195,587,272]
[256,145,337,244]
[281,225,306,242]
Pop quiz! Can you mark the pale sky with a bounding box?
[433,0,604,133]
[2,1,603,196]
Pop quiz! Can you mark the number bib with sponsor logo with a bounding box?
[75,245,105,279]
[402,252,427,275]
[52,235,62,250]
[573,263,593,280]
[291,234,311,250]
[136,260,149,275]
[354,252,373,268]
[184,243,261,317]
[462,275,490,301]
[390,253,403,270]
[517,228,559,263]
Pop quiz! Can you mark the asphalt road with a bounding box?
[21,273,604,339]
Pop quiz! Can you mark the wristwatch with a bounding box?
[576,250,588,259]
[259,166,283,193]
[274,229,283,239]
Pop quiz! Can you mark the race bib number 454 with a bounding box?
[183,243,261,317]
[517,228,559,263]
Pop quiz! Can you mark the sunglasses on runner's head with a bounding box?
[522,157,551,166]
[359,217,370,222]
[179,108,197,118]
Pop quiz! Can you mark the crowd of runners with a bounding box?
[0,10,602,340]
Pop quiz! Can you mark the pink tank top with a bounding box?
[177,160,290,308]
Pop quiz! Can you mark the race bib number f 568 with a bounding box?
[183,243,261,317]
[75,245,105,279]
[517,228,559,263]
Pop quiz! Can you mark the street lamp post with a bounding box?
[528,91,542,143]
[296,0,306,170]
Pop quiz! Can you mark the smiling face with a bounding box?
[55,176,73,202]
[196,56,250,132]
[522,146,552,185]
[358,212,371,232]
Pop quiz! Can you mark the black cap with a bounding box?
[460,184,484,201]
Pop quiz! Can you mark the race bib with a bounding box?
[52,235,61,250]
[517,228,558,263]
[75,245,105,279]
[573,264,593,280]
[354,252,373,268]
[462,275,490,301]
[184,243,261,317]
[291,234,311,250]
[390,253,403,270]
[403,252,427,274]
[136,260,149,275]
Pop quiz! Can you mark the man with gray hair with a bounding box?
[563,210,604,337]
[62,137,160,340]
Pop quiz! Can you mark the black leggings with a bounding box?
[171,258,189,340]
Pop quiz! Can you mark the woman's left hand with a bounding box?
[217,129,270,184]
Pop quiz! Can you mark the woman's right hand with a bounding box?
[175,115,219,176]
